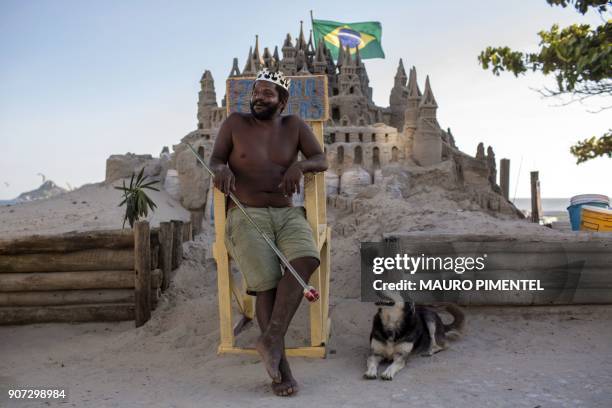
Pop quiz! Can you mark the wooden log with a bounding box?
[171,220,183,270]
[0,303,134,325]
[151,243,159,270]
[0,229,134,255]
[500,158,510,200]
[134,221,151,327]
[0,249,134,273]
[530,171,542,223]
[190,209,204,237]
[0,289,134,306]
[151,268,162,289]
[158,222,172,291]
[0,270,134,292]
[183,221,192,242]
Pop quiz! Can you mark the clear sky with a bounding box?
[1,0,610,200]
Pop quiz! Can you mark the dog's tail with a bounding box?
[442,304,465,338]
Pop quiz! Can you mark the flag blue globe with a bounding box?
[338,28,361,48]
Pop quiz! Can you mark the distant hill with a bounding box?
[1,180,67,205]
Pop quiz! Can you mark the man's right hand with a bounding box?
[213,165,236,195]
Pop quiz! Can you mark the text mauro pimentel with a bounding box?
[370,254,544,291]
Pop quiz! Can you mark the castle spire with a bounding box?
[229,57,241,77]
[355,46,362,66]
[336,44,345,68]
[394,58,407,87]
[262,47,272,68]
[345,45,354,66]
[419,75,438,108]
[242,46,255,75]
[407,66,421,98]
[297,20,307,50]
[273,45,280,61]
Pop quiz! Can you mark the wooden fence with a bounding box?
[0,219,191,326]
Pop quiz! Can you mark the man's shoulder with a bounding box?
[281,114,304,126]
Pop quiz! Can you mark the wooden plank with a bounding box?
[218,345,326,358]
[0,289,134,306]
[0,303,134,325]
[531,171,542,223]
[0,270,135,292]
[171,220,183,270]
[320,228,332,343]
[500,158,510,200]
[158,222,173,291]
[134,221,151,327]
[213,188,234,348]
[0,229,134,255]
[183,221,192,242]
[0,249,134,273]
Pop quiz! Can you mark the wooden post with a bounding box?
[182,221,192,242]
[134,221,151,327]
[158,222,172,291]
[530,171,542,223]
[190,209,204,237]
[170,220,183,270]
[500,159,510,200]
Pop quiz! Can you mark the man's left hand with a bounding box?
[278,163,303,196]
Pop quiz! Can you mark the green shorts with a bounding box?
[224,206,320,294]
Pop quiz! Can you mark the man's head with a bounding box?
[250,69,290,120]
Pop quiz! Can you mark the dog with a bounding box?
[364,291,465,380]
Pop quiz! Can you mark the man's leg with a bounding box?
[255,289,298,396]
[255,256,319,384]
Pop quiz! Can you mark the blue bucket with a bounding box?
[568,202,609,231]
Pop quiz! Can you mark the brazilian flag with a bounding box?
[312,19,385,60]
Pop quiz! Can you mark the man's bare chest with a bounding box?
[230,129,299,169]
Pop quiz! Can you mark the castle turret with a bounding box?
[313,39,327,74]
[197,70,217,129]
[389,58,408,129]
[355,47,372,101]
[228,58,240,78]
[280,33,297,75]
[262,47,272,68]
[403,66,422,132]
[272,46,280,70]
[251,35,263,71]
[412,75,442,166]
[296,21,307,51]
[242,47,256,76]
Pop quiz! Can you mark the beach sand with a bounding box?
[1,181,610,407]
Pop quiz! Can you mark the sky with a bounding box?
[0,0,610,200]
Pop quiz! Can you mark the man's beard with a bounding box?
[250,100,280,120]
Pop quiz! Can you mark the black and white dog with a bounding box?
[364,291,465,380]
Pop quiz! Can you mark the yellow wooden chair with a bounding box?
[211,77,331,358]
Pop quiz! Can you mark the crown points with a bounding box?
[255,68,291,92]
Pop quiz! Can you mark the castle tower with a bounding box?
[296,21,307,51]
[228,58,241,78]
[197,70,217,129]
[402,66,422,136]
[355,47,372,101]
[262,47,272,68]
[280,33,297,75]
[412,75,442,166]
[389,58,408,129]
[251,35,263,71]
[242,47,256,76]
[313,38,327,74]
[272,46,280,70]
[306,29,316,70]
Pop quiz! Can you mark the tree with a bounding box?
[478,0,611,164]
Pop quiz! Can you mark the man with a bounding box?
[209,68,328,396]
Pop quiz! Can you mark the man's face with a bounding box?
[250,81,284,120]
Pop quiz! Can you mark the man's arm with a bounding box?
[209,113,236,195]
[278,116,329,195]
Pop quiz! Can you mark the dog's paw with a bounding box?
[363,372,377,380]
[380,370,394,381]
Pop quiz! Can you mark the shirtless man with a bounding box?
[209,69,328,396]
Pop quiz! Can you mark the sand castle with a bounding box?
[105,23,523,235]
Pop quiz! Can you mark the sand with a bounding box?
[1,180,611,407]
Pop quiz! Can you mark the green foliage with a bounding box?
[114,168,159,228]
[570,130,612,163]
[478,0,611,163]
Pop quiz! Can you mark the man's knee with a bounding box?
[290,256,320,276]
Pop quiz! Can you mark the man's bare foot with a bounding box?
[272,355,298,396]
[255,333,283,383]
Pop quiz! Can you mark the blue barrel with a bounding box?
[567,194,609,231]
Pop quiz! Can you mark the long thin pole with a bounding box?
[187,143,319,302]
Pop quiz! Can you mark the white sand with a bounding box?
[1,180,611,407]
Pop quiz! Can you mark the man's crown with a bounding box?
[255,68,291,92]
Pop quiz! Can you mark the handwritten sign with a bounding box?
[226,75,329,121]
